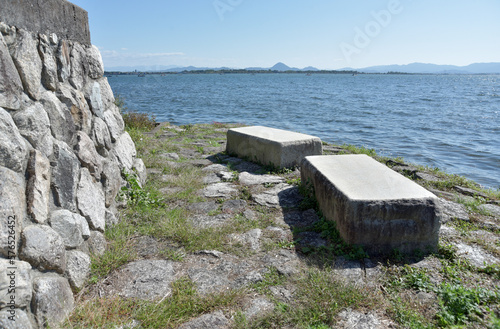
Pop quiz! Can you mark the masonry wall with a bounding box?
[0,1,144,328]
[0,0,90,45]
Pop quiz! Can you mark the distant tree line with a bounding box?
[104,69,362,76]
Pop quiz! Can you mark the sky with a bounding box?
[70,0,500,70]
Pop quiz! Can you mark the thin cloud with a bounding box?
[100,50,187,67]
[138,52,185,58]
[100,50,185,59]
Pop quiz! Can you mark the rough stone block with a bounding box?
[301,154,440,255]
[26,149,51,224]
[112,132,136,171]
[32,275,74,328]
[0,33,23,110]
[51,140,80,212]
[65,250,90,290]
[49,209,89,249]
[0,108,28,173]
[20,224,66,273]
[226,126,322,168]
[76,168,105,231]
[10,29,42,100]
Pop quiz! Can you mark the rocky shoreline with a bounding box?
[69,121,500,328]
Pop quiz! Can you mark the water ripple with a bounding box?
[109,74,500,189]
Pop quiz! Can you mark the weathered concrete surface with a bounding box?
[226,126,322,168]
[0,0,91,44]
[301,154,440,255]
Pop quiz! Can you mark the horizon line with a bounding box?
[104,61,500,69]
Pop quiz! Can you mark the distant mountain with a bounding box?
[106,62,319,72]
[302,66,320,71]
[269,62,320,71]
[343,62,500,74]
[461,63,500,74]
[105,62,500,74]
[269,62,296,71]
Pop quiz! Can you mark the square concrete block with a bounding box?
[226,126,322,168]
[301,154,441,255]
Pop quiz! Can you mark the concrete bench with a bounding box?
[226,126,322,168]
[301,154,441,255]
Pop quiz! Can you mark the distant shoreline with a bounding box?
[104,70,500,76]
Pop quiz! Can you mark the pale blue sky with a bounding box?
[71,0,500,70]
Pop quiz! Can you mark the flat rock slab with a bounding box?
[239,171,284,186]
[301,154,441,255]
[202,183,238,198]
[178,311,230,329]
[453,242,499,268]
[438,198,469,223]
[228,228,262,251]
[183,255,263,295]
[243,297,274,320]
[226,126,322,168]
[253,183,303,208]
[337,309,393,329]
[190,214,233,228]
[480,203,500,217]
[106,260,175,300]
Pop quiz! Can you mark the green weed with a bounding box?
[119,170,164,207]
[339,144,377,157]
[457,196,492,216]
[437,243,458,261]
[388,265,433,292]
[194,145,204,154]
[478,264,500,280]
[286,177,301,185]
[436,283,500,327]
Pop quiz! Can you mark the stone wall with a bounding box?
[0,9,144,329]
[0,0,90,45]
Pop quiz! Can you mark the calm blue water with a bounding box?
[108,73,500,189]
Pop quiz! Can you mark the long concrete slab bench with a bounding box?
[301,154,441,255]
[226,126,322,168]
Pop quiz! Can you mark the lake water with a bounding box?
[108,73,500,189]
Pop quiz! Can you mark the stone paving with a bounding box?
[91,123,500,328]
